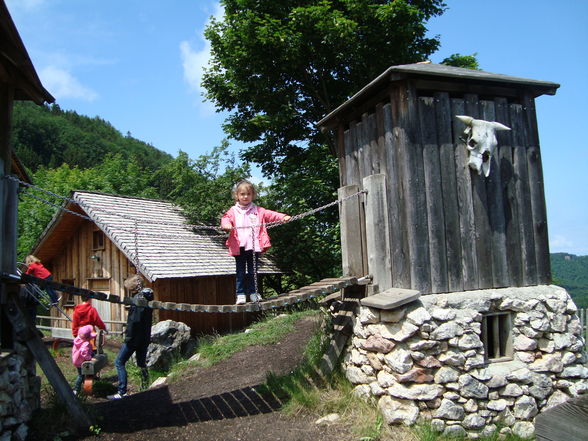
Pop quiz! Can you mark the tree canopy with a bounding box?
[203,0,445,176]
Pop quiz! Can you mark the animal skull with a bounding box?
[456,115,510,177]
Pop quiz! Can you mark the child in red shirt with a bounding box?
[25,255,59,304]
[72,295,106,346]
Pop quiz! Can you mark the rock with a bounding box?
[345,366,372,384]
[560,365,588,378]
[380,308,406,323]
[430,322,463,340]
[512,421,535,438]
[388,383,443,401]
[378,396,419,425]
[435,367,460,384]
[431,307,456,321]
[459,375,488,399]
[434,398,465,420]
[146,320,193,370]
[315,413,340,425]
[384,349,413,374]
[149,376,167,388]
[358,306,380,324]
[513,334,537,351]
[362,334,395,353]
[406,307,431,326]
[443,425,466,438]
[463,414,486,429]
[513,396,538,420]
[529,353,564,373]
[500,383,523,397]
[396,368,434,384]
[377,370,397,388]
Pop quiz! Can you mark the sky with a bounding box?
[5,0,588,256]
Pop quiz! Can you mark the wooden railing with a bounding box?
[36,315,126,339]
[579,309,588,351]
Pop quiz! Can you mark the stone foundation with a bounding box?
[0,342,40,441]
[343,285,588,439]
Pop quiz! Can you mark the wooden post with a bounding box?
[1,83,15,275]
[5,291,93,431]
[363,174,392,294]
[338,185,366,277]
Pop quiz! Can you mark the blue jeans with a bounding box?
[44,275,59,303]
[235,248,260,296]
[73,367,83,392]
[114,343,148,394]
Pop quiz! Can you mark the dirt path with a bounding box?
[57,315,356,441]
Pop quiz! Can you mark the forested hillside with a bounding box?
[11,102,173,172]
[551,253,588,308]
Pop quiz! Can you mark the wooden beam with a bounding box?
[5,291,92,431]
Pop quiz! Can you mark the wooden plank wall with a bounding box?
[156,275,260,334]
[338,85,550,294]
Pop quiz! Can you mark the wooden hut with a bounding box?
[32,190,282,335]
[318,62,559,296]
[317,64,588,438]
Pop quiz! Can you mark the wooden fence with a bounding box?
[36,314,126,339]
[579,309,588,351]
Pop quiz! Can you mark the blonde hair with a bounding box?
[25,255,41,265]
[232,179,257,201]
[123,275,144,294]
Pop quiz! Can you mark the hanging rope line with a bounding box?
[4,174,366,234]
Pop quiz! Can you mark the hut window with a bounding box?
[61,279,75,306]
[92,231,105,250]
[481,312,513,361]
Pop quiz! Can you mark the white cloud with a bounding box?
[38,66,98,102]
[179,2,224,112]
[6,0,46,12]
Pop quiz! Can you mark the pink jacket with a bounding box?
[221,205,288,256]
[72,336,93,368]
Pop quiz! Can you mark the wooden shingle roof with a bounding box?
[34,191,282,281]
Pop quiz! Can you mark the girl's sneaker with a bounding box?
[107,392,127,400]
[236,295,246,305]
[249,293,261,303]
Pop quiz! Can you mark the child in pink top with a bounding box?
[71,324,96,395]
[221,180,291,304]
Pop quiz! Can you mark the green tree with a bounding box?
[202,0,446,285]
[156,142,251,225]
[441,53,480,70]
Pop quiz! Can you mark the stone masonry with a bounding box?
[342,285,588,439]
[0,341,39,441]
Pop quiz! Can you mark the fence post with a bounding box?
[363,174,392,294]
[338,185,367,277]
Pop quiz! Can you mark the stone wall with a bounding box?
[0,342,40,441]
[343,285,588,439]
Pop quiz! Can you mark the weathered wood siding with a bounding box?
[155,276,259,334]
[337,83,550,294]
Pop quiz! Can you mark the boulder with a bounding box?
[146,320,193,370]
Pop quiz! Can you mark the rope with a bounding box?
[6,174,366,233]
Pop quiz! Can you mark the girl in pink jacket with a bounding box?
[71,324,96,395]
[221,180,291,304]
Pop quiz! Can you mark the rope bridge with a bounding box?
[17,273,361,313]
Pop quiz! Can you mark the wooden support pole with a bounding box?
[363,174,392,294]
[5,291,92,431]
[338,185,366,277]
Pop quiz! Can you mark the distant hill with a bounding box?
[11,101,172,172]
[551,253,588,308]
